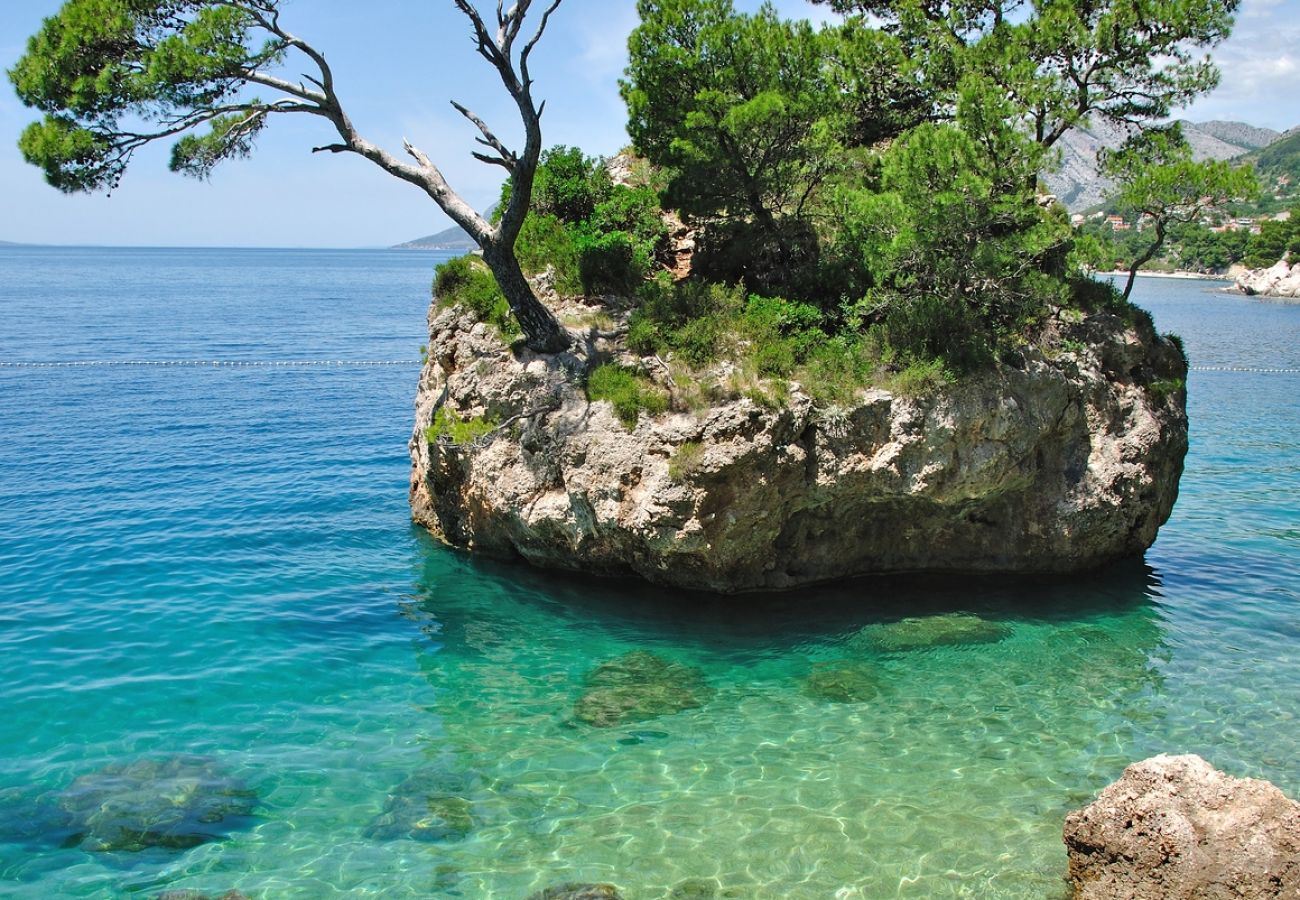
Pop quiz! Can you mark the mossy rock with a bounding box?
[527,883,624,900]
[850,613,1011,653]
[802,660,882,703]
[574,651,712,727]
[56,755,257,853]
[364,768,483,842]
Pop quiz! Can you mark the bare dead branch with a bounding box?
[450,100,516,170]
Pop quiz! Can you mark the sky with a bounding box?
[0,0,1297,248]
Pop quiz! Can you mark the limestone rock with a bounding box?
[1236,259,1300,298]
[1063,754,1300,898]
[56,755,256,853]
[574,650,712,727]
[408,301,1187,592]
[364,768,484,842]
[526,883,624,900]
[801,660,881,703]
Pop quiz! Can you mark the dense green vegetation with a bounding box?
[425,407,499,445]
[431,0,1238,409]
[433,255,521,340]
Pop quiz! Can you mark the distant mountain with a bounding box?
[1042,119,1284,211]
[392,222,478,251]
[1191,121,1281,151]
[1235,126,1300,187]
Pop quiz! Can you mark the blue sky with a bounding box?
[1,0,1297,248]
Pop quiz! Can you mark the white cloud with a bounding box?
[1183,1,1300,130]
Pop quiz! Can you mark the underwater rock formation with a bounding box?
[364,768,484,842]
[574,650,712,727]
[849,612,1012,652]
[526,883,624,900]
[55,755,256,853]
[1063,754,1300,898]
[409,299,1187,592]
[801,660,881,703]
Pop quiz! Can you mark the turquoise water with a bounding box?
[0,249,1297,898]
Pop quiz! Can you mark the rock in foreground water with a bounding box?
[409,300,1187,592]
[850,612,1011,653]
[364,769,483,842]
[801,660,881,703]
[1063,754,1300,898]
[526,883,624,900]
[57,755,256,852]
[574,651,711,727]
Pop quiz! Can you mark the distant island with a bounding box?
[392,222,478,251]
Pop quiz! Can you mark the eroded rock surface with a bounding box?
[409,299,1187,592]
[1235,259,1300,298]
[1063,754,1300,899]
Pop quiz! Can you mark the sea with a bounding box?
[0,246,1297,898]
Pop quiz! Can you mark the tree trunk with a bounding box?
[1123,222,1166,302]
[481,243,570,353]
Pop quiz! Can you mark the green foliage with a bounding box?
[508,149,669,296]
[586,364,669,428]
[8,0,282,192]
[433,255,521,339]
[530,145,613,223]
[514,212,583,295]
[837,117,1067,370]
[668,441,705,481]
[623,0,838,229]
[1099,125,1259,294]
[1147,378,1186,403]
[1242,211,1300,268]
[814,0,1235,152]
[425,407,498,445]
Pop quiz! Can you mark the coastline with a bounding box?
[1100,269,1231,282]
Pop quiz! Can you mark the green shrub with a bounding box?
[668,440,705,481]
[798,335,881,405]
[433,255,520,339]
[514,212,583,295]
[586,363,669,428]
[532,145,612,223]
[425,406,498,445]
[576,229,642,294]
[1147,377,1185,403]
[886,356,952,395]
[879,291,990,373]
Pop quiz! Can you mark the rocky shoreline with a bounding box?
[1233,258,1300,299]
[408,293,1188,592]
[1064,754,1300,898]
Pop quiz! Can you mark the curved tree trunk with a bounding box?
[481,242,569,353]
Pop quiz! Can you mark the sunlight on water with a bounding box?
[0,253,1296,898]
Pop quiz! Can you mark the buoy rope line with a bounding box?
[0,360,421,368]
[0,361,1296,374]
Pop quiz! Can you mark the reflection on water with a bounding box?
[390,557,1168,897]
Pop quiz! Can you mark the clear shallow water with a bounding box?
[0,251,1296,898]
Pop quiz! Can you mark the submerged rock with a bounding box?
[409,300,1187,592]
[850,612,1011,652]
[364,768,483,842]
[574,651,712,727]
[801,660,881,703]
[526,883,624,900]
[56,755,256,853]
[1063,754,1300,898]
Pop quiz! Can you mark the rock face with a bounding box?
[1063,754,1300,898]
[1236,259,1300,298]
[408,299,1187,593]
